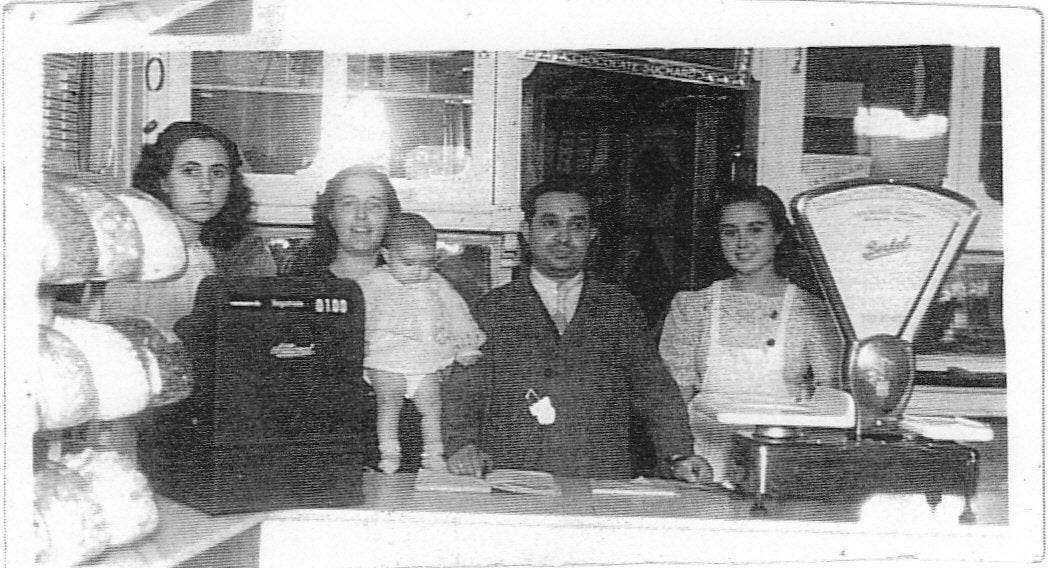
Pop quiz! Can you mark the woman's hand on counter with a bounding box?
[670,455,714,484]
[447,444,493,477]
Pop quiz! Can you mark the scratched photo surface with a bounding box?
[6,1,1043,567]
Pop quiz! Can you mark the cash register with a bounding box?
[140,276,375,514]
[717,180,993,521]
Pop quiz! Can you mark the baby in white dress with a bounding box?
[358,213,485,473]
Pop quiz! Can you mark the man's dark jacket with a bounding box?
[443,272,694,479]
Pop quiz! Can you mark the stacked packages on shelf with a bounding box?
[36,174,191,566]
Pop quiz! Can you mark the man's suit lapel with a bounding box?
[521,271,565,340]
[559,273,596,342]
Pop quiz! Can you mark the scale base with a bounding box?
[731,431,979,523]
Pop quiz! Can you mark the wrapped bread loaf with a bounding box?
[35,326,99,430]
[62,449,159,547]
[106,317,193,406]
[40,184,99,284]
[114,190,187,282]
[70,186,144,281]
[51,316,151,421]
[35,450,159,566]
[34,462,110,567]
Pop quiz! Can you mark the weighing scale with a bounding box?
[718,180,994,521]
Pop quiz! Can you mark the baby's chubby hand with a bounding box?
[455,349,483,366]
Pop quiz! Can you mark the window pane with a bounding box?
[192,89,322,174]
[346,52,474,180]
[191,51,324,174]
[804,46,953,188]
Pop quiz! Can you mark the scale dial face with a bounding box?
[792,182,979,343]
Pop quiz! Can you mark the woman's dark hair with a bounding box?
[304,166,402,270]
[712,184,800,280]
[131,121,251,250]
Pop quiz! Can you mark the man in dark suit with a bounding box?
[443,178,711,481]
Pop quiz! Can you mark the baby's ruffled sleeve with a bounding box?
[435,275,486,353]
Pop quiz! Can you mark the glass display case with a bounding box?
[913,251,1004,385]
[251,224,511,292]
[915,253,1004,354]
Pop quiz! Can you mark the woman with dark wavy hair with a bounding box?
[701,184,804,284]
[659,185,842,484]
[101,121,275,335]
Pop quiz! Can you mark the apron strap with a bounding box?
[709,280,724,346]
[773,284,796,349]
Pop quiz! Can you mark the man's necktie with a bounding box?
[552,285,569,335]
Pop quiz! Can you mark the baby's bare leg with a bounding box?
[412,373,446,471]
[369,368,406,473]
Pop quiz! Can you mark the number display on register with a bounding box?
[315,298,349,313]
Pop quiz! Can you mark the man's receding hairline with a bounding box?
[533,192,591,211]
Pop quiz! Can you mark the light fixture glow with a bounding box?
[315,91,391,178]
[853,106,949,139]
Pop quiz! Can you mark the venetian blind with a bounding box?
[42,53,115,174]
[42,53,87,173]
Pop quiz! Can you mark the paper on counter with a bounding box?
[899,415,995,442]
[591,477,679,498]
[711,387,856,428]
[486,469,560,496]
[413,467,491,493]
[415,469,683,498]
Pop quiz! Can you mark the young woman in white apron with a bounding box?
[659,186,842,482]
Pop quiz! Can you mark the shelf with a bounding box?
[915,353,1005,374]
[192,83,321,96]
[348,89,471,103]
[192,84,472,103]
[250,202,522,234]
[907,384,1006,418]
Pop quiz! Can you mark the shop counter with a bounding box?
[256,467,1009,567]
[86,422,1009,567]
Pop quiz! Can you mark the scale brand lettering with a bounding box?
[271,299,305,309]
[862,235,911,261]
[270,343,316,358]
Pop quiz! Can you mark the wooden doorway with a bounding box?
[522,63,747,328]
